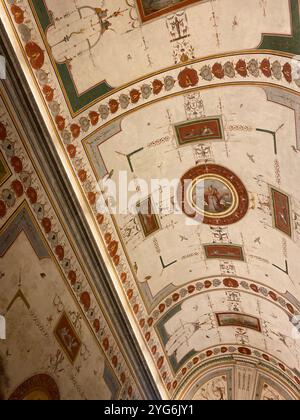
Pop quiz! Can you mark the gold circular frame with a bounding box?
[188,174,239,219]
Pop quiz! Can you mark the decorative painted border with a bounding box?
[171,344,300,397]
[174,350,300,400]
[0,92,141,400]
[147,277,298,326]
[8,374,60,400]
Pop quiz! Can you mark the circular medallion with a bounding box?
[178,164,249,225]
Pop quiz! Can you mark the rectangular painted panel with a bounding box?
[175,117,224,146]
[270,187,292,237]
[136,0,201,23]
[137,197,161,237]
[54,312,82,364]
[204,244,245,261]
[216,313,261,332]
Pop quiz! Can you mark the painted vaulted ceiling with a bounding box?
[1,0,300,400]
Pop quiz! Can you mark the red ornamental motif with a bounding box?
[145,332,151,341]
[152,79,163,95]
[11,156,23,173]
[103,337,109,351]
[108,241,118,257]
[178,68,199,88]
[105,232,112,244]
[188,285,195,294]
[96,213,104,225]
[93,319,100,333]
[238,347,251,355]
[26,187,37,204]
[172,293,180,302]
[78,169,87,182]
[282,63,292,83]
[68,270,77,285]
[88,192,96,205]
[109,99,119,114]
[139,319,145,328]
[157,356,164,369]
[121,373,126,384]
[55,245,64,261]
[11,5,25,24]
[55,116,65,131]
[260,59,271,78]
[193,357,199,364]
[128,386,133,397]
[262,354,270,361]
[221,347,228,353]
[0,122,7,140]
[11,180,23,197]
[43,85,54,102]
[127,289,133,300]
[80,291,91,311]
[212,63,225,79]
[204,280,212,289]
[25,42,45,70]
[268,291,277,301]
[121,272,127,283]
[286,303,294,314]
[130,89,141,104]
[159,303,165,313]
[148,318,154,327]
[42,217,52,234]
[113,255,120,266]
[206,350,213,357]
[250,283,259,293]
[223,278,239,288]
[112,355,118,368]
[67,144,76,158]
[235,60,247,77]
[151,346,157,355]
[278,363,286,371]
[70,124,81,139]
[89,111,99,126]
[133,304,139,314]
[0,200,6,218]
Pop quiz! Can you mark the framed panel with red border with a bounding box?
[270,187,292,237]
[204,244,245,261]
[136,0,201,23]
[175,116,224,146]
[216,313,261,332]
